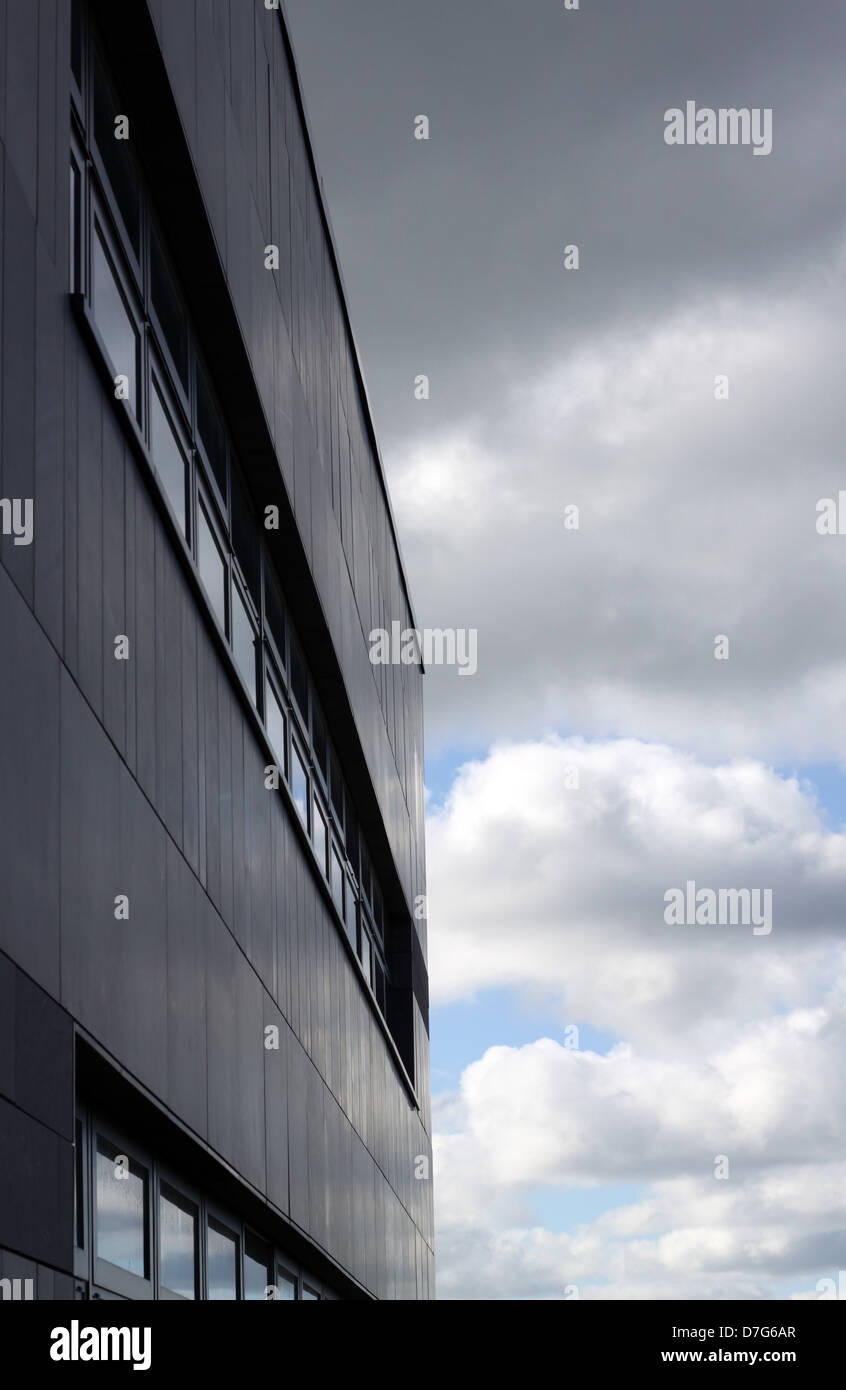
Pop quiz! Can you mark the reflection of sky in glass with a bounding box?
[344,883,357,948]
[244,1247,270,1301]
[292,746,308,826]
[277,1271,296,1301]
[266,683,287,776]
[92,229,137,412]
[312,798,327,872]
[95,1145,146,1276]
[331,847,344,915]
[160,1192,196,1298]
[150,383,186,537]
[197,503,226,632]
[207,1223,238,1300]
[232,585,257,704]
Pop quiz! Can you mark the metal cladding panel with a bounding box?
[0,0,433,1297]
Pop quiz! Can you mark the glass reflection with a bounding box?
[159,1188,196,1298]
[197,500,226,632]
[150,380,187,536]
[207,1219,238,1301]
[92,227,137,414]
[232,582,257,704]
[95,1138,147,1276]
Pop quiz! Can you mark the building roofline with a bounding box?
[277,1,422,643]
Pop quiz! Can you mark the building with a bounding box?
[0,0,432,1301]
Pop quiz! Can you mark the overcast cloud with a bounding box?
[284,0,846,1299]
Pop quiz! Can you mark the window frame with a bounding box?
[91,1122,154,1301]
[88,189,144,426]
[156,1169,202,1302]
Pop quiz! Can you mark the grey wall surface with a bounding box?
[0,0,433,1299]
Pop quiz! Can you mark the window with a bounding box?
[69,156,81,291]
[312,702,328,787]
[77,1104,329,1300]
[197,496,227,633]
[291,740,309,829]
[231,467,260,607]
[91,43,140,254]
[290,635,309,724]
[343,874,357,949]
[264,561,286,667]
[312,796,327,876]
[302,1285,320,1301]
[159,1185,198,1299]
[345,792,359,874]
[74,1116,86,1250]
[150,375,188,537]
[207,1218,239,1301]
[150,224,189,393]
[374,960,387,1017]
[330,843,344,917]
[244,1232,271,1301]
[232,578,258,705]
[266,674,287,778]
[91,223,138,414]
[71,0,83,89]
[196,359,228,499]
[95,1136,148,1278]
[359,928,371,989]
[330,752,344,826]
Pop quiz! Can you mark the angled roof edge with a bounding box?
[277,0,423,645]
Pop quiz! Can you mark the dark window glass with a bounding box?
[344,877,357,948]
[150,379,188,537]
[207,1219,239,1301]
[312,703,328,785]
[344,791,359,872]
[92,46,140,254]
[330,753,344,826]
[266,677,287,778]
[290,635,308,724]
[291,742,309,828]
[244,1233,271,1301]
[92,227,138,414]
[360,845,371,907]
[151,225,189,392]
[276,1269,297,1301]
[312,796,327,875]
[264,561,286,666]
[232,580,257,705]
[75,1117,85,1249]
[359,928,371,987]
[71,0,83,88]
[373,881,384,940]
[330,844,344,916]
[231,467,260,607]
[159,1186,197,1299]
[197,499,227,632]
[196,361,227,499]
[69,160,80,290]
[302,1285,319,1301]
[375,960,386,1016]
[95,1136,148,1278]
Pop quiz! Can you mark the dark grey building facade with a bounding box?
[0,0,432,1301]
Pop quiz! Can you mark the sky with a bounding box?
[283,0,846,1299]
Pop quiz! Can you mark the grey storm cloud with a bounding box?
[285,0,846,760]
